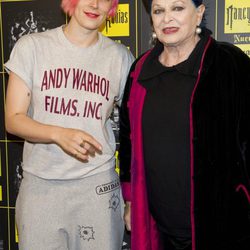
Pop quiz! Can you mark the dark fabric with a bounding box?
[140,34,208,238]
[142,66,193,237]
[121,50,162,250]
[119,27,250,249]
[160,231,192,250]
[191,37,250,250]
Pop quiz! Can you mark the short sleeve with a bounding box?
[115,48,135,106]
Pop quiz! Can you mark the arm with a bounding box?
[119,62,137,231]
[119,66,133,193]
[239,53,250,187]
[119,82,132,229]
[231,46,250,201]
[5,72,102,161]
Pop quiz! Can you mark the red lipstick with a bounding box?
[84,11,100,19]
[163,27,179,34]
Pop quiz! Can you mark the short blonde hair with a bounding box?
[61,0,119,17]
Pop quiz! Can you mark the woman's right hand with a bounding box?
[52,127,102,161]
[124,201,131,231]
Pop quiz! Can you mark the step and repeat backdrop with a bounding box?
[0,0,249,249]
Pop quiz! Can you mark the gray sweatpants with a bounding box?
[16,169,124,250]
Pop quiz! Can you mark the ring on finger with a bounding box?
[80,140,85,148]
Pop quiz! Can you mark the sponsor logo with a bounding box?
[101,4,130,37]
[225,0,250,33]
[234,34,250,44]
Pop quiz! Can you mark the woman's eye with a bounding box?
[173,6,184,11]
[153,9,164,14]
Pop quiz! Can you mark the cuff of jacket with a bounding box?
[121,182,131,201]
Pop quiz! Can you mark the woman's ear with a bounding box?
[197,4,206,25]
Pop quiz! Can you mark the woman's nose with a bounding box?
[89,0,98,8]
[163,11,173,23]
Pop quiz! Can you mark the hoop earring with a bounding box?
[196,26,202,34]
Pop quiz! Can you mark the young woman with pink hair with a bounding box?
[5,0,134,249]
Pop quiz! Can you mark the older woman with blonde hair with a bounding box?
[5,0,134,249]
[119,0,250,249]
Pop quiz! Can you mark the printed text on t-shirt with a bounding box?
[40,68,111,120]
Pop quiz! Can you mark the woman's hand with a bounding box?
[53,127,102,161]
[124,201,131,231]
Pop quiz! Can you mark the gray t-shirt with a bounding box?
[5,26,134,180]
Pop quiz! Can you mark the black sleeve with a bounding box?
[119,59,138,183]
[240,53,250,185]
[235,46,250,186]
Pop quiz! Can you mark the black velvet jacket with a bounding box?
[119,29,250,250]
[190,35,250,249]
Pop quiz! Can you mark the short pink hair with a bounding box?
[61,0,119,17]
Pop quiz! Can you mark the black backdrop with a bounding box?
[0,0,250,249]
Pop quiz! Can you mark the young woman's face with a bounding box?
[72,0,113,31]
[151,0,205,48]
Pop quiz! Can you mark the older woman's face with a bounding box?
[151,0,205,47]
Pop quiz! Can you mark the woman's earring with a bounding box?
[150,31,157,47]
[196,26,202,34]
